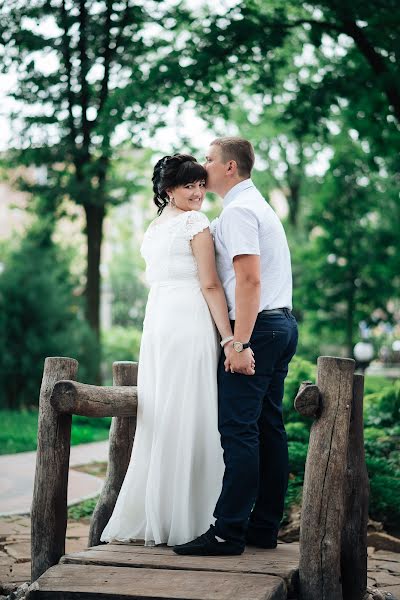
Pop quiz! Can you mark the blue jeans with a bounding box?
[213,309,298,545]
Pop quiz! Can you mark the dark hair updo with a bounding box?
[152,154,207,215]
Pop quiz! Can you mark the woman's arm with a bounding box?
[191,228,233,342]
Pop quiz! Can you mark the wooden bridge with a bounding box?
[26,356,369,600]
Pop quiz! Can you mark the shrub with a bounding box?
[364,381,400,428]
[0,218,98,409]
[101,326,142,384]
[283,355,315,423]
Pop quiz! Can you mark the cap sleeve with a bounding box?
[185,211,210,241]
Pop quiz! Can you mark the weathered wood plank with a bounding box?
[60,543,299,592]
[341,373,369,600]
[51,381,137,417]
[88,362,138,547]
[299,356,355,600]
[31,356,79,583]
[27,564,287,599]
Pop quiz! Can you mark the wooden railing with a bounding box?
[31,355,369,600]
[31,357,138,582]
[295,356,369,600]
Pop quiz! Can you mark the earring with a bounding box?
[169,196,176,207]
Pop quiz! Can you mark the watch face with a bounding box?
[233,341,243,353]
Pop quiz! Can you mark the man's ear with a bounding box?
[226,160,237,175]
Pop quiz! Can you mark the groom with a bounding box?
[173,137,298,556]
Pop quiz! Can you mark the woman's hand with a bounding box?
[224,346,255,376]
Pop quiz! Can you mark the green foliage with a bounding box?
[284,374,400,529]
[0,410,110,454]
[283,355,315,423]
[364,381,400,427]
[294,133,400,356]
[68,496,99,520]
[0,217,98,409]
[101,326,142,383]
[106,206,148,330]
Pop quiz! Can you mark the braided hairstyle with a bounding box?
[152,154,207,215]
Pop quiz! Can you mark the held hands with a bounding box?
[224,343,255,376]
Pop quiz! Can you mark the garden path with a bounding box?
[0,441,109,516]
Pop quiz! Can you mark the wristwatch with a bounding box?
[233,341,251,353]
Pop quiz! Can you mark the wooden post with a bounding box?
[299,356,355,600]
[31,356,78,582]
[88,361,137,547]
[341,373,369,600]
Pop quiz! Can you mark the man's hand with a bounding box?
[224,346,255,376]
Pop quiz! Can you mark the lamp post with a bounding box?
[353,341,374,374]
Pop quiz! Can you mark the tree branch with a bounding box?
[270,18,343,33]
[341,18,400,123]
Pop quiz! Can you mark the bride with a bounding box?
[100,154,243,546]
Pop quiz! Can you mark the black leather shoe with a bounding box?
[173,526,244,556]
[246,530,277,549]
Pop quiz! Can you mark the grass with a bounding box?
[68,496,99,520]
[0,410,111,455]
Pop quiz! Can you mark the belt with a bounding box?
[259,308,291,315]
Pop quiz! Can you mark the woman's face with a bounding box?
[168,180,206,212]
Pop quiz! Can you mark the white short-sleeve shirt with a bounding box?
[211,179,293,320]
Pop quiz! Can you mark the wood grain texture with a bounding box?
[50,380,137,417]
[31,356,79,583]
[88,362,138,547]
[341,373,369,600]
[26,564,287,600]
[299,356,355,600]
[294,381,320,417]
[60,542,299,591]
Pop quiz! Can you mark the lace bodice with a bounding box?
[140,210,210,286]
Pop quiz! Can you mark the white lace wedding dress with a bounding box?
[100,210,224,546]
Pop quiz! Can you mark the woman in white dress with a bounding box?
[101,154,242,547]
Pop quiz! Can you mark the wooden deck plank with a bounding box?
[27,564,287,600]
[60,542,299,597]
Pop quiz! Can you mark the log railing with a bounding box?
[31,357,137,582]
[31,355,369,600]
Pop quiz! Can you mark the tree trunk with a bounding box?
[84,203,105,338]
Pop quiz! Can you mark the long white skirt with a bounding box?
[100,281,224,546]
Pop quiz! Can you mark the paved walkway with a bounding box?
[0,441,109,516]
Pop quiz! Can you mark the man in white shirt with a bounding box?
[174,137,298,556]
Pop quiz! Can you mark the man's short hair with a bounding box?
[211,137,255,177]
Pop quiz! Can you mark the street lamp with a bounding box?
[353,341,374,374]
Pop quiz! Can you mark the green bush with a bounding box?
[68,496,99,520]
[288,441,309,476]
[286,421,310,444]
[101,326,142,383]
[283,355,315,423]
[368,474,400,530]
[0,218,99,409]
[364,380,400,428]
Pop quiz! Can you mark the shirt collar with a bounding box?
[223,179,254,207]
